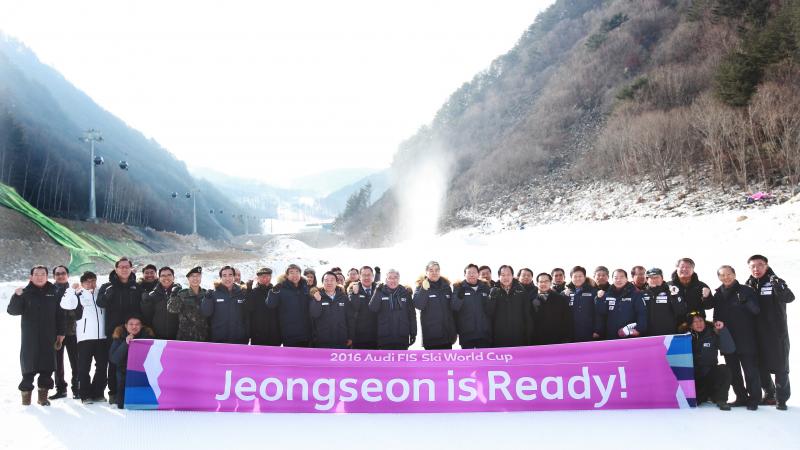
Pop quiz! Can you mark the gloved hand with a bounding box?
[770,275,786,291]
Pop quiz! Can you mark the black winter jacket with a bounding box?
[247,283,282,346]
[348,282,378,346]
[310,287,353,348]
[413,277,457,348]
[266,277,312,346]
[451,280,493,345]
[201,283,251,344]
[368,283,417,348]
[97,271,143,337]
[486,280,533,347]
[141,283,181,340]
[531,290,573,345]
[596,282,648,339]
[670,271,712,319]
[746,269,794,372]
[709,281,760,356]
[565,282,601,342]
[643,282,686,336]
[7,282,66,374]
[691,323,736,377]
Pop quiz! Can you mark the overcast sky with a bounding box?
[0,0,553,187]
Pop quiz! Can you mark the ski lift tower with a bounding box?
[81,129,103,223]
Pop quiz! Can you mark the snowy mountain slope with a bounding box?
[1,200,799,449]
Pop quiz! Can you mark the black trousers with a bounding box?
[378,344,409,350]
[725,353,762,406]
[78,339,109,400]
[352,342,378,350]
[425,344,453,350]
[695,364,732,404]
[761,368,791,402]
[107,336,117,396]
[460,339,492,349]
[116,368,126,408]
[54,334,79,395]
[19,371,54,391]
[284,341,309,348]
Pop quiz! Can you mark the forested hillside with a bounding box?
[353,0,799,244]
[0,34,252,239]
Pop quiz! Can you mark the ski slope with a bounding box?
[2,200,799,449]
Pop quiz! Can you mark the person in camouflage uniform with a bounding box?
[167,266,209,342]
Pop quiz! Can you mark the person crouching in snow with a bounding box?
[690,311,734,410]
[109,314,154,409]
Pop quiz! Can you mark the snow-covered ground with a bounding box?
[2,199,800,449]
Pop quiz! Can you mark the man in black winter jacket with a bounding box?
[247,267,281,346]
[310,272,354,349]
[137,264,159,299]
[531,273,572,345]
[141,267,181,340]
[51,265,78,400]
[486,265,533,347]
[642,268,686,336]
[709,265,761,410]
[96,257,142,404]
[690,312,734,410]
[201,266,251,344]
[746,254,794,410]
[348,266,379,349]
[670,257,713,325]
[452,264,493,349]
[413,261,457,350]
[368,269,417,350]
[267,264,312,347]
[7,266,66,406]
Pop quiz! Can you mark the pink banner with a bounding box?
[124,335,695,413]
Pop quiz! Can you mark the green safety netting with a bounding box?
[0,183,149,273]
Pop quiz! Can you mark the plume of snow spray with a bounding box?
[393,144,451,243]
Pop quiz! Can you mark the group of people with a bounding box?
[8,255,793,413]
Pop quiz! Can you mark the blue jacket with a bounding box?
[451,280,493,345]
[565,282,600,342]
[596,282,648,339]
[266,276,312,345]
[310,287,353,348]
[200,283,250,344]
[368,283,417,348]
[413,277,457,348]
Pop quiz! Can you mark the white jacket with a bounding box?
[61,287,106,342]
